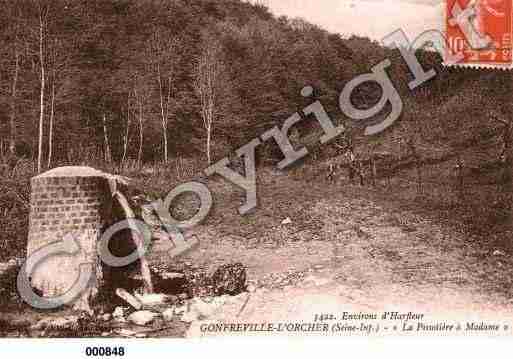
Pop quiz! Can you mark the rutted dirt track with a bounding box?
[171,171,513,337]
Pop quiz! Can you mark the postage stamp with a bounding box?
[446,0,512,67]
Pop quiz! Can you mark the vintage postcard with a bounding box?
[0,0,512,356]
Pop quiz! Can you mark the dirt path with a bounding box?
[2,171,513,338]
[174,174,513,337]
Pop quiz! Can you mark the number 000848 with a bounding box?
[85,347,125,357]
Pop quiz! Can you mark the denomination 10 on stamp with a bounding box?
[446,0,512,68]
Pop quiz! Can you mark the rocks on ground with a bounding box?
[211,263,247,296]
[162,308,174,322]
[134,293,177,307]
[127,311,160,326]
[59,262,251,337]
[302,274,334,287]
[31,315,81,331]
[112,306,126,318]
[21,263,337,338]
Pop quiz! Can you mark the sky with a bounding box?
[265,0,444,40]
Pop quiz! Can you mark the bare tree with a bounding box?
[121,91,132,165]
[195,39,221,165]
[46,38,59,168]
[135,87,144,166]
[149,31,178,164]
[8,4,20,155]
[47,70,55,168]
[491,110,513,214]
[131,72,150,166]
[102,113,112,163]
[36,2,48,173]
[46,35,74,168]
[495,118,513,193]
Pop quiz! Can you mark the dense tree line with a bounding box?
[0,0,363,168]
[0,0,511,184]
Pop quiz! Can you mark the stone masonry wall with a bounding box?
[27,175,111,310]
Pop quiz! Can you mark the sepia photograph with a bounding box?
[0,0,512,355]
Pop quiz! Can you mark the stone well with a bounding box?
[26,166,114,311]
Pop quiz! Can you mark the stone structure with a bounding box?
[27,166,113,311]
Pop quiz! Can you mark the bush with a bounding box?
[0,158,33,261]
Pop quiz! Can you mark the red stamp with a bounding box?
[446,0,512,67]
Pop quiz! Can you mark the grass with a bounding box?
[1,149,512,263]
[0,158,32,261]
[2,152,513,337]
[0,156,204,262]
